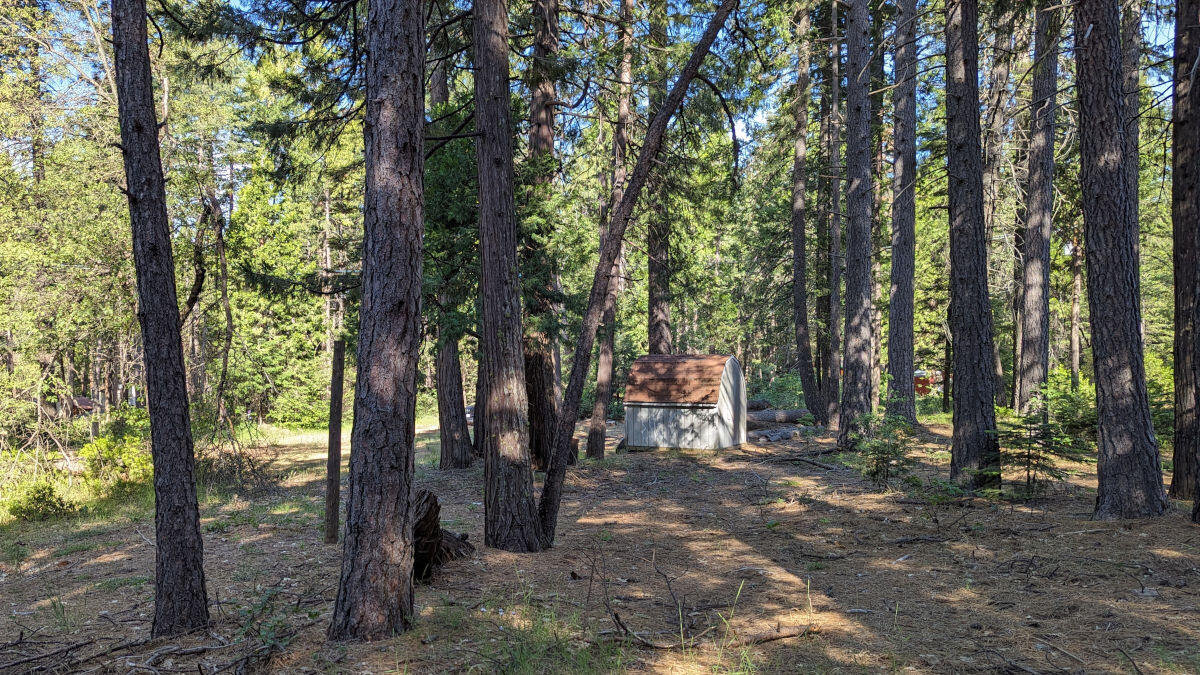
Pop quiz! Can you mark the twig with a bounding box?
[1117,647,1145,675]
[0,639,94,670]
[722,624,817,649]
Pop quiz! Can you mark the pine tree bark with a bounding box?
[540,0,738,544]
[823,0,843,428]
[791,5,826,427]
[837,0,873,449]
[112,0,209,637]
[1075,0,1167,519]
[1172,0,1199,506]
[946,0,1001,488]
[1070,231,1083,389]
[324,339,345,544]
[327,0,425,640]
[587,0,633,459]
[475,0,545,551]
[524,0,561,471]
[886,0,918,424]
[1016,0,1060,413]
[436,310,474,470]
[646,0,673,355]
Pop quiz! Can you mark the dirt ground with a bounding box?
[3,423,1200,674]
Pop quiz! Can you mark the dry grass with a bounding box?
[2,422,1199,673]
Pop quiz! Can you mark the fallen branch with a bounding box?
[0,639,94,671]
[722,624,818,648]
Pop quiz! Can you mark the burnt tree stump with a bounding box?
[413,490,474,581]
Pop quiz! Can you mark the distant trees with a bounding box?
[945,0,1000,488]
[1074,0,1167,519]
[327,0,425,639]
[111,0,209,637]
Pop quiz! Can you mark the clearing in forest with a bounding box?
[2,424,1198,673]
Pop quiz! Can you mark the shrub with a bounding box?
[103,404,151,440]
[79,435,153,484]
[846,413,916,486]
[7,481,74,521]
[998,405,1089,499]
[747,372,807,410]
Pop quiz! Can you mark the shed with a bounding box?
[623,354,747,450]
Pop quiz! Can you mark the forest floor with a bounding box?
[2,422,1200,674]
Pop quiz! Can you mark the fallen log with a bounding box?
[413,489,474,581]
[747,408,809,423]
[746,398,771,411]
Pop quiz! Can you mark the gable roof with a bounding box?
[624,354,731,405]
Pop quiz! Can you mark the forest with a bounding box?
[1,0,1199,670]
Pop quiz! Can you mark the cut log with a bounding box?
[413,489,475,581]
[748,408,810,423]
[747,398,771,411]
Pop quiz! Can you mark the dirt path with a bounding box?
[2,423,1199,673]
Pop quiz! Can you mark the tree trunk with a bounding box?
[524,0,561,472]
[437,319,474,469]
[1074,0,1167,519]
[1173,0,1199,506]
[646,0,672,355]
[475,0,545,552]
[790,6,825,427]
[112,0,209,636]
[324,339,345,544]
[473,355,486,457]
[1015,0,1060,414]
[540,0,738,544]
[587,0,634,460]
[327,0,425,640]
[1070,232,1083,389]
[824,0,843,428]
[886,0,918,424]
[946,0,1001,488]
[1122,0,1141,248]
[837,0,873,449]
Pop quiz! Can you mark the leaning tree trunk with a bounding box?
[886,0,918,424]
[539,0,738,544]
[646,0,672,355]
[327,0,425,640]
[946,0,1001,489]
[112,0,209,637]
[837,0,874,449]
[587,0,634,459]
[1075,0,1167,519]
[524,0,561,471]
[1173,0,1199,507]
[1015,0,1060,414]
[475,0,545,552]
[790,5,826,427]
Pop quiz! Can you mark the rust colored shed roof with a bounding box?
[624,354,731,405]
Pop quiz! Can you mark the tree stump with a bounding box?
[413,490,475,581]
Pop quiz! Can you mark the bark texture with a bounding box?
[524,0,561,472]
[436,324,473,469]
[540,0,738,544]
[1015,0,1060,413]
[324,338,345,544]
[946,0,1001,488]
[475,0,545,551]
[1173,0,1200,507]
[791,6,826,428]
[327,0,425,640]
[837,0,874,449]
[646,0,673,355]
[1075,0,1167,519]
[587,0,634,459]
[823,0,843,428]
[112,0,209,637]
[886,0,918,424]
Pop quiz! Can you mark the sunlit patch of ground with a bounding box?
[2,422,1199,673]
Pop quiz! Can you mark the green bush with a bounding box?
[103,404,151,440]
[79,435,152,484]
[7,481,74,521]
[845,413,917,486]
